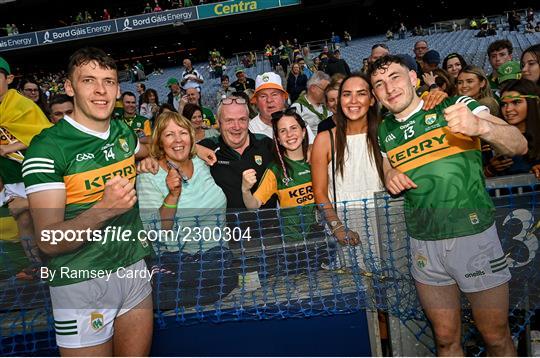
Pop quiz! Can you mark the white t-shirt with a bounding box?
[181,69,204,90]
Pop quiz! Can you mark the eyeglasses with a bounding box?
[220,97,247,105]
[23,88,39,93]
[271,107,297,121]
[313,83,328,92]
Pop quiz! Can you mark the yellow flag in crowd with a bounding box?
[0,89,52,147]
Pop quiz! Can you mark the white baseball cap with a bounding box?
[252,72,288,103]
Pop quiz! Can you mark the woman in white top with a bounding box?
[139,88,160,122]
[311,73,384,246]
[311,73,444,259]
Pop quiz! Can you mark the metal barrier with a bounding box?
[377,173,540,356]
[1,174,538,355]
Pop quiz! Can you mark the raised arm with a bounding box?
[241,169,262,209]
[443,103,528,156]
[476,111,528,156]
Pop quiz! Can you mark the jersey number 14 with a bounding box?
[103,148,116,161]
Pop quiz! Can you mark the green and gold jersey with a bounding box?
[22,115,151,286]
[378,96,495,240]
[121,114,151,138]
[0,127,24,184]
[254,157,317,242]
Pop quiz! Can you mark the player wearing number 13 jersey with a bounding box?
[370,56,527,356]
[378,95,493,240]
[22,48,153,355]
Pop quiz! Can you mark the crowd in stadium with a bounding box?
[1,2,540,356]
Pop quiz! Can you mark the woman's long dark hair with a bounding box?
[142,88,159,105]
[334,72,384,183]
[442,52,468,74]
[500,79,540,160]
[271,110,309,185]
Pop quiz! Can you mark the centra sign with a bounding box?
[214,0,258,15]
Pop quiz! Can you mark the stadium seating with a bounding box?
[122,28,540,113]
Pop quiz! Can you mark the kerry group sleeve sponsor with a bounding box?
[117,7,197,32]
[36,20,118,45]
[0,33,38,52]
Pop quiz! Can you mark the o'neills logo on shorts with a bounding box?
[464,270,485,278]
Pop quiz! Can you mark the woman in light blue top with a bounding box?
[137,111,236,307]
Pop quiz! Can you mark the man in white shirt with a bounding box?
[290,71,331,135]
[180,58,204,90]
[249,72,314,143]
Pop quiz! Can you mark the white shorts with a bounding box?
[3,182,26,201]
[49,259,152,349]
[410,223,511,293]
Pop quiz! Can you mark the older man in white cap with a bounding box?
[249,72,314,142]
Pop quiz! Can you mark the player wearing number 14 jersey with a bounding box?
[23,48,153,355]
[369,55,527,356]
[23,115,151,284]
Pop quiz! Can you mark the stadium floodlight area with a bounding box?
[0,174,539,356]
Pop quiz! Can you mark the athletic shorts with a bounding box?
[3,182,26,201]
[410,223,511,293]
[49,259,152,349]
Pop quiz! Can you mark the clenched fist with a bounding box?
[137,157,159,174]
[443,102,487,137]
[166,166,182,198]
[98,176,137,218]
[242,169,258,193]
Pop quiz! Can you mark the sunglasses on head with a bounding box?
[271,107,297,121]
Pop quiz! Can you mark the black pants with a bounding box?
[151,246,238,309]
